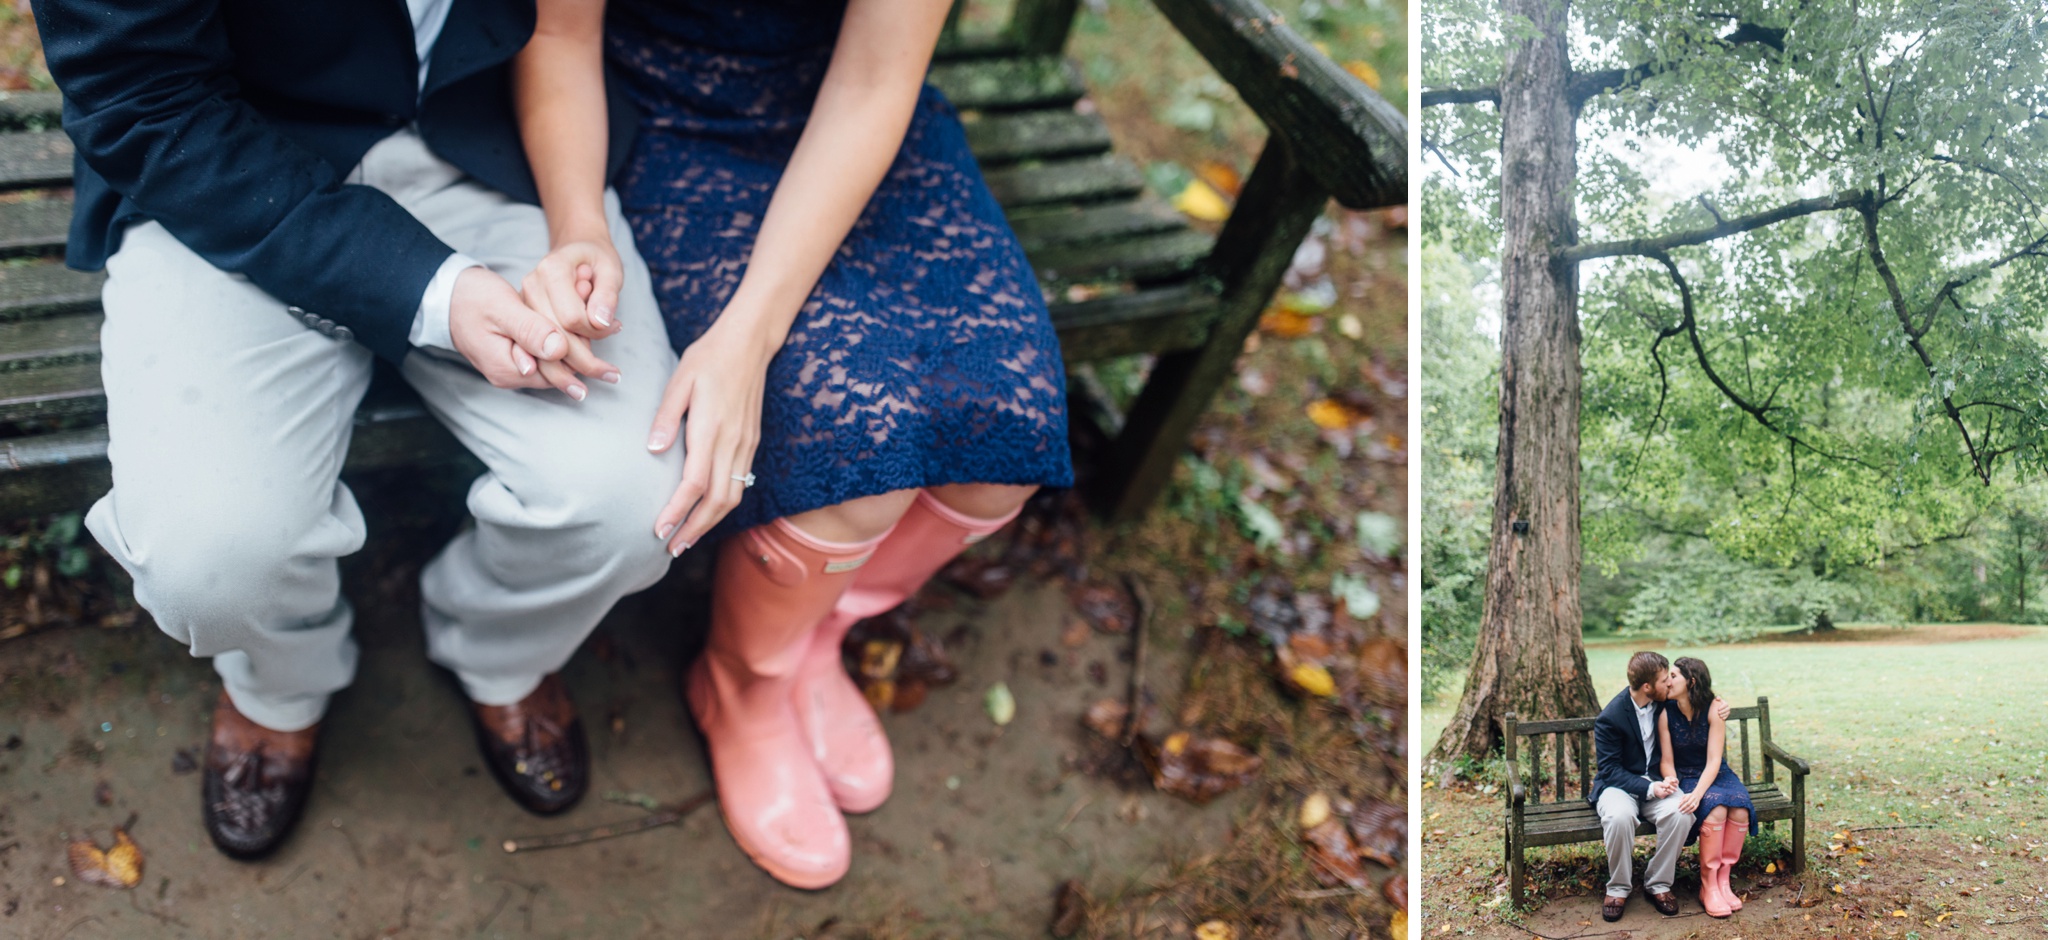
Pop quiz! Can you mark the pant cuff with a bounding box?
[458,670,545,707]
[220,680,328,734]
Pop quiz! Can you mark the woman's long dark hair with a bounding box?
[1674,656,1714,718]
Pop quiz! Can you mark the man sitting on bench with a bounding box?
[33,0,683,858]
[1591,651,1727,920]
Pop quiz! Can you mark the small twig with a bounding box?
[1058,795,1094,832]
[1846,824,1935,832]
[260,862,309,895]
[1119,573,1152,749]
[501,789,716,853]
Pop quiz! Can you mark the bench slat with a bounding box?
[0,131,73,193]
[0,262,103,321]
[984,154,1146,209]
[0,312,99,371]
[0,91,62,131]
[1008,200,1189,254]
[961,109,1113,166]
[1051,282,1219,361]
[927,56,1085,112]
[1030,229,1215,287]
[0,197,72,258]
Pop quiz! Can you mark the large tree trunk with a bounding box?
[1429,0,1597,772]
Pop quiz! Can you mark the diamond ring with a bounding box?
[732,472,756,488]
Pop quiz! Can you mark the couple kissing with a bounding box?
[1592,651,1757,921]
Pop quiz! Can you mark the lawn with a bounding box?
[1421,626,2048,938]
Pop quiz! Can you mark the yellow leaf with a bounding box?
[1344,60,1382,90]
[1260,308,1318,338]
[1194,159,1244,199]
[1765,861,1777,874]
[1389,911,1407,937]
[1891,910,1908,917]
[1288,662,1337,697]
[1194,921,1236,940]
[1299,792,1332,829]
[1306,399,1360,430]
[67,829,143,889]
[1173,179,1232,222]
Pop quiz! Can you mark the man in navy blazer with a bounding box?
[1591,651,1728,921]
[34,0,683,858]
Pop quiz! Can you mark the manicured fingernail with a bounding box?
[516,350,534,376]
[668,539,690,558]
[601,370,621,385]
[657,523,676,540]
[542,333,564,358]
[567,383,586,401]
[647,429,670,451]
[592,306,613,328]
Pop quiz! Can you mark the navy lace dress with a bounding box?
[1663,701,1758,845]
[603,0,1074,541]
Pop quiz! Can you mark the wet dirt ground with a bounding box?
[0,511,1241,939]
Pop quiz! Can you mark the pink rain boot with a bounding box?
[794,490,1022,812]
[686,519,890,889]
[1721,816,1747,911]
[1697,819,1731,917]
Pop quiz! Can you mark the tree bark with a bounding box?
[1429,0,1598,772]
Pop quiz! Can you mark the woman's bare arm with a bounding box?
[1657,711,1675,783]
[648,0,955,550]
[514,0,625,350]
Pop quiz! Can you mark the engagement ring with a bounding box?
[732,472,756,488]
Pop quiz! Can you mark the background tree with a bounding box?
[1422,0,2048,771]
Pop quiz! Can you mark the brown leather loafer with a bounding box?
[1646,888,1681,916]
[202,690,319,860]
[467,673,588,815]
[1601,894,1627,921]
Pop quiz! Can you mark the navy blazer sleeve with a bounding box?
[36,0,455,364]
[1592,709,1651,802]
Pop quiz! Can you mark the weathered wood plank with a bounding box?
[1027,229,1215,286]
[0,361,104,422]
[1149,0,1404,209]
[961,109,1112,165]
[0,196,73,258]
[1011,0,1082,54]
[0,312,100,372]
[0,130,74,192]
[928,56,1085,111]
[1007,200,1187,253]
[933,30,1020,62]
[0,91,62,131]
[0,262,103,321]
[983,154,1145,208]
[1050,282,1220,361]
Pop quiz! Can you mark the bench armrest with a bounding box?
[1148,0,1405,209]
[1763,741,1810,777]
[1509,778,1527,809]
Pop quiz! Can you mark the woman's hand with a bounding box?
[1679,790,1703,815]
[648,314,776,553]
[523,237,628,341]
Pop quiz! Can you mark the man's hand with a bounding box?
[1711,696,1731,721]
[450,266,617,397]
[1649,780,1675,799]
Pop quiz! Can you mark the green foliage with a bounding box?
[1615,545,1854,643]
[1420,243,1496,695]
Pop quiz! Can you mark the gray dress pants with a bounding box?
[85,130,683,731]
[1597,786,1695,897]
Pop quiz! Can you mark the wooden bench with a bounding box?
[0,0,1405,522]
[1502,698,1811,907]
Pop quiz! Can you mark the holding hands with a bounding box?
[450,261,620,399]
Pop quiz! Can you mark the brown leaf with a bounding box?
[1137,731,1263,804]
[68,828,143,889]
[1384,873,1408,912]
[1070,580,1136,635]
[1349,798,1406,867]
[1050,878,1089,938]
[1082,698,1129,740]
[1302,818,1370,889]
[1059,618,1091,648]
[861,678,895,712]
[895,628,957,688]
[858,639,902,680]
[890,679,927,712]
[942,558,1018,599]
[1193,159,1243,199]
[1259,308,1319,338]
[1354,637,1406,709]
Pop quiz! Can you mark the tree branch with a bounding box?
[1568,18,1786,107]
[1560,189,1866,263]
[1422,86,1500,107]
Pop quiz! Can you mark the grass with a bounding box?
[1421,627,2048,937]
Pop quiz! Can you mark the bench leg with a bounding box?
[1091,139,1330,522]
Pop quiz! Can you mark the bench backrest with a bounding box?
[1505,697,1776,806]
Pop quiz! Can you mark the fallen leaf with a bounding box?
[1306,398,1368,430]
[985,682,1016,726]
[1287,662,1338,698]
[1344,60,1382,90]
[1385,873,1408,911]
[1193,921,1235,940]
[1082,698,1129,740]
[1138,731,1263,803]
[1303,817,1370,889]
[858,639,902,680]
[1299,792,1333,829]
[1070,580,1137,634]
[1060,618,1091,648]
[1354,511,1403,558]
[1354,637,1406,709]
[1172,179,1231,222]
[1259,308,1318,338]
[68,828,143,889]
[1350,798,1406,866]
[1389,910,1407,937]
[1050,879,1089,937]
[1193,159,1243,199]
[862,678,896,712]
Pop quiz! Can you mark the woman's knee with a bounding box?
[1729,808,1749,826]
[786,489,920,542]
[1705,806,1728,824]
[925,483,1037,520]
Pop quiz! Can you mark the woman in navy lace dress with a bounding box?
[1657,657,1756,918]
[512,0,1071,888]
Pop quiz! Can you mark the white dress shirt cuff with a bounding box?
[409,252,485,351]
